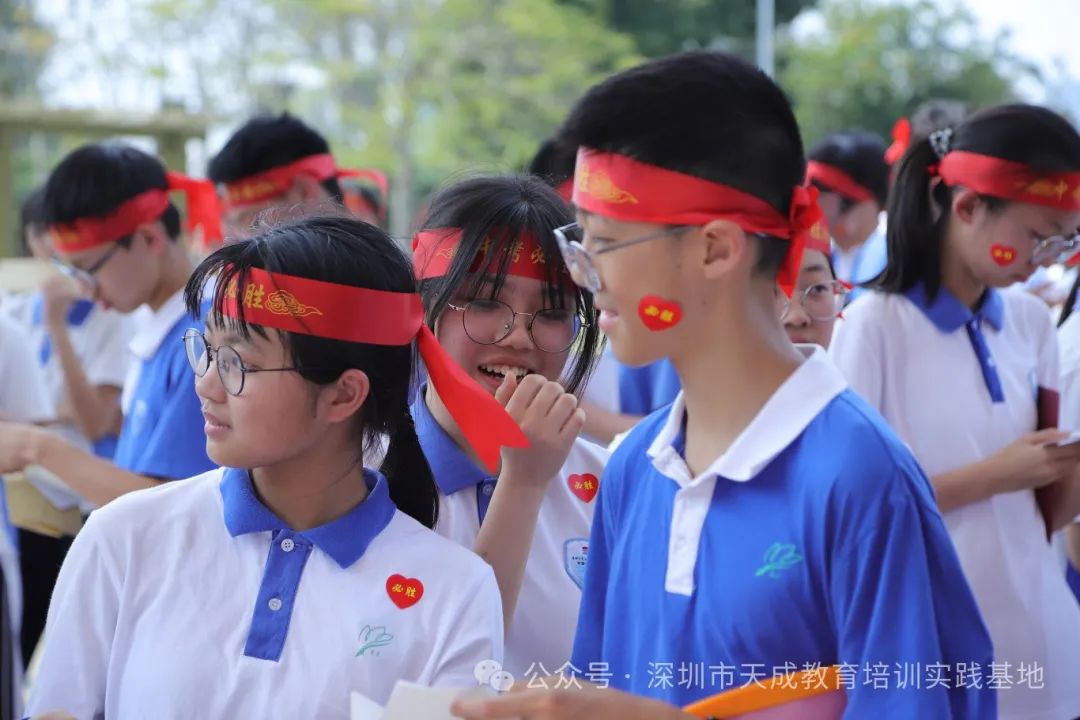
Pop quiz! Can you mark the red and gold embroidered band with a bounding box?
[571,147,826,295]
[223,153,376,210]
[806,161,875,204]
[885,117,912,165]
[934,150,1080,210]
[412,228,564,282]
[220,266,528,472]
[49,172,222,253]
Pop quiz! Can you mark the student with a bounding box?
[455,51,994,720]
[806,130,889,296]
[209,113,359,238]
[1,186,135,669]
[779,230,848,350]
[27,215,509,718]
[412,175,607,676]
[0,143,217,505]
[830,104,1080,720]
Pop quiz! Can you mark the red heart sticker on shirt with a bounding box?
[637,296,683,331]
[990,244,1016,266]
[386,574,424,609]
[568,473,600,503]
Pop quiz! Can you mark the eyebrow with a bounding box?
[803,264,829,274]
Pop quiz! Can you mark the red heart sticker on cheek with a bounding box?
[386,574,424,609]
[568,473,600,503]
[990,244,1017,267]
[637,296,683,331]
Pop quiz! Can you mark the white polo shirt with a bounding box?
[831,285,1080,720]
[1059,311,1080,430]
[27,467,503,719]
[413,393,608,677]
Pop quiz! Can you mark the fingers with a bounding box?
[494,372,518,408]
[1046,441,1080,464]
[503,374,547,419]
[1028,428,1071,445]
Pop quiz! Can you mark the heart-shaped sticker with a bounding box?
[638,296,683,331]
[386,574,424,609]
[990,244,1017,267]
[568,473,599,503]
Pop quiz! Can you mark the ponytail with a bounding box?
[379,401,439,530]
[873,136,952,299]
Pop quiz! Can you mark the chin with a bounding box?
[606,332,669,368]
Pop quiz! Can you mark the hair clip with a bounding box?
[928,127,954,159]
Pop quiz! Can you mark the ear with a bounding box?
[699,219,749,281]
[321,368,371,425]
[951,187,982,225]
[133,221,170,255]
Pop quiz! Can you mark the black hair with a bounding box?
[208,113,343,202]
[910,98,972,141]
[17,185,45,256]
[41,142,181,242]
[877,104,1080,299]
[808,130,889,207]
[185,215,439,529]
[558,50,806,278]
[416,174,600,395]
[527,138,576,188]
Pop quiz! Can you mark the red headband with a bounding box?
[571,147,826,295]
[806,161,874,203]
[223,153,375,209]
[412,228,566,283]
[49,172,222,253]
[885,117,912,165]
[937,151,1080,211]
[555,179,573,203]
[220,266,527,472]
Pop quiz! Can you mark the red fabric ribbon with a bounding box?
[939,151,1080,210]
[223,153,378,210]
[555,179,573,203]
[411,228,564,283]
[806,161,874,203]
[49,172,221,253]
[571,147,826,296]
[220,266,528,472]
[885,117,912,165]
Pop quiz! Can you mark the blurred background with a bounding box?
[0,0,1077,248]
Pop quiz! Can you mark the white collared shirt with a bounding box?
[28,468,503,719]
[832,287,1080,720]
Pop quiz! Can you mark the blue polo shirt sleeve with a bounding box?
[829,449,996,718]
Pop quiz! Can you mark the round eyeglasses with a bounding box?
[446,299,585,353]
[775,281,850,322]
[1032,234,1080,265]
[183,329,307,396]
[553,222,690,293]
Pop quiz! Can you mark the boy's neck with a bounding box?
[146,245,194,313]
[672,293,803,477]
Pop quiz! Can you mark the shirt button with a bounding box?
[482,482,495,496]
[268,597,283,612]
[281,538,295,552]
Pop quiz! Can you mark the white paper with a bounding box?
[350,682,494,720]
[350,691,384,720]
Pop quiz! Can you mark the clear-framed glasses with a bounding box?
[775,280,850,322]
[553,222,690,293]
[446,299,586,353]
[183,329,307,396]
[50,240,127,288]
[1032,234,1080,265]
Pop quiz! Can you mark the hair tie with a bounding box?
[928,128,954,160]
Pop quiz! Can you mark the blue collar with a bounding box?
[31,295,94,327]
[904,283,1004,333]
[220,467,395,569]
[412,386,492,495]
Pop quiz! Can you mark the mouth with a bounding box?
[477,363,537,382]
[202,410,230,430]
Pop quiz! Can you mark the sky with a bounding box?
[961,0,1080,83]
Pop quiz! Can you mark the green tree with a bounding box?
[559,0,816,58]
[779,0,1037,145]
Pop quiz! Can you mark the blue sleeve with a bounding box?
[830,466,996,719]
[128,346,214,480]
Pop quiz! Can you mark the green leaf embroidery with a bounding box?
[755,542,803,579]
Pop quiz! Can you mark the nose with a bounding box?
[194,359,228,402]
[497,311,537,351]
[783,300,812,328]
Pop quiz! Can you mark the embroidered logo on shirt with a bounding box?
[755,542,803,579]
[567,473,599,503]
[355,624,394,656]
[564,538,589,590]
[386,574,424,609]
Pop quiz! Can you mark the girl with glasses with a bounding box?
[27,216,513,718]
[411,175,607,679]
[831,104,1080,720]
[778,232,849,350]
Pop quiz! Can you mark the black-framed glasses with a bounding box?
[1032,234,1080,265]
[553,222,690,293]
[446,299,586,353]
[183,329,308,396]
[51,240,128,288]
[775,280,850,322]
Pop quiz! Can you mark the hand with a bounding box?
[451,684,688,720]
[0,421,49,474]
[987,429,1080,494]
[40,274,84,329]
[496,374,586,489]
